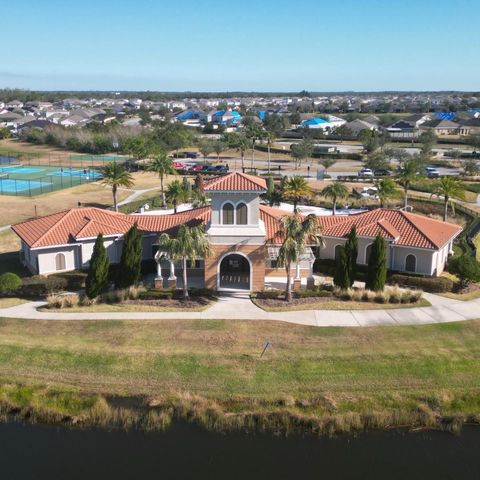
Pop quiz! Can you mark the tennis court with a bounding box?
[0,164,103,196]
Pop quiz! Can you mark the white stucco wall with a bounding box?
[36,246,78,275]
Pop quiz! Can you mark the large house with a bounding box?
[11,173,462,291]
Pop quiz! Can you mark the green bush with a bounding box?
[0,273,22,295]
[189,287,216,298]
[138,289,174,300]
[388,274,453,293]
[448,255,480,287]
[50,271,87,290]
[20,275,68,297]
[294,289,332,299]
[256,289,283,300]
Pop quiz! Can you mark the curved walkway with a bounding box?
[1,293,479,327]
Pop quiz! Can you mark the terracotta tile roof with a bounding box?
[260,206,462,249]
[11,207,211,248]
[203,172,267,192]
[12,204,462,253]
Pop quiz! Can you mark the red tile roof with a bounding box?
[11,207,211,248]
[203,172,267,192]
[12,205,462,252]
[261,207,462,249]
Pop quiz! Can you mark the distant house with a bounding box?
[420,119,459,136]
[343,119,378,137]
[302,116,346,131]
[457,118,480,136]
[211,110,242,125]
[386,114,431,138]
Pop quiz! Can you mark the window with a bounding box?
[222,202,234,224]
[55,253,66,271]
[236,203,248,225]
[334,244,342,260]
[405,254,416,272]
[365,244,373,264]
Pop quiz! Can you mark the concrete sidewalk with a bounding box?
[1,292,480,327]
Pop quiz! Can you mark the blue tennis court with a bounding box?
[49,169,103,178]
[0,179,51,193]
[0,156,16,165]
[0,166,45,175]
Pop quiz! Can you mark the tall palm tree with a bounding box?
[277,214,322,302]
[282,175,312,212]
[396,157,420,209]
[100,162,134,212]
[157,225,212,299]
[265,131,276,174]
[166,179,187,213]
[147,152,176,206]
[320,181,349,215]
[375,178,399,208]
[432,176,466,221]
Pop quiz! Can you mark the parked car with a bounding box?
[373,169,391,177]
[358,168,374,177]
[184,152,198,159]
[422,167,440,177]
[173,162,186,170]
[184,163,203,172]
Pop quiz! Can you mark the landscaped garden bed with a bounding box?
[252,285,430,311]
[42,286,217,313]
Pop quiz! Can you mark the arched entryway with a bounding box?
[218,253,251,291]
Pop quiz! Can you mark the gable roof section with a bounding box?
[203,172,267,192]
[12,207,212,248]
[260,207,461,249]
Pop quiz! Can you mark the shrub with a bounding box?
[0,273,22,295]
[20,275,68,297]
[116,224,143,289]
[448,254,480,287]
[257,289,283,300]
[50,271,87,290]
[388,286,402,304]
[46,293,79,309]
[333,246,350,289]
[138,289,174,301]
[189,287,216,298]
[366,235,387,292]
[361,290,376,302]
[374,291,389,303]
[388,274,453,293]
[294,288,332,299]
[46,294,64,309]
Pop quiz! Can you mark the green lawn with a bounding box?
[0,317,480,434]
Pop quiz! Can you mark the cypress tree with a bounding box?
[333,245,350,290]
[116,224,143,289]
[344,225,358,287]
[366,235,387,291]
[85,234,110,299]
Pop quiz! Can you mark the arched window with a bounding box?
[222,202,234,225]
[365,244,373,264]
[236,202,248,225]
[334,244,342,260]
[405,254,416,272]
[55,253,66,271]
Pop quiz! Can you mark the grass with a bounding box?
[252,297,431,311]
[0,317,480,435]
[440,288,480,301]
[0,298,26,308]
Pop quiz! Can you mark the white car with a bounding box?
[358,168,374,177]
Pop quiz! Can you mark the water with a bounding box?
[1,421,479,479]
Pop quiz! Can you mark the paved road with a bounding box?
[1,292,478,327]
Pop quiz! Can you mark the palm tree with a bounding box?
[191,189,210,208]
[265,131,276,174]
[100,162,134,212]
[282,175,312,212]
[375,178,399,208]
[246,124,264,170]
[320,181,349,215]
[277,214,322,302]
[318,157,336,174]
[147,152,176,206]
[396,157,420,209]
[166,179,187,213]
[432,176,466,221]
[157,225,212,299]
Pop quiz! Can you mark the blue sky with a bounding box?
[1,0,479,91]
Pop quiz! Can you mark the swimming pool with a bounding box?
[50,169,103,178]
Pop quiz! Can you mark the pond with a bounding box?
[2,421,480,479]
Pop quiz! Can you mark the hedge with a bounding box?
[387,273,454,293]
